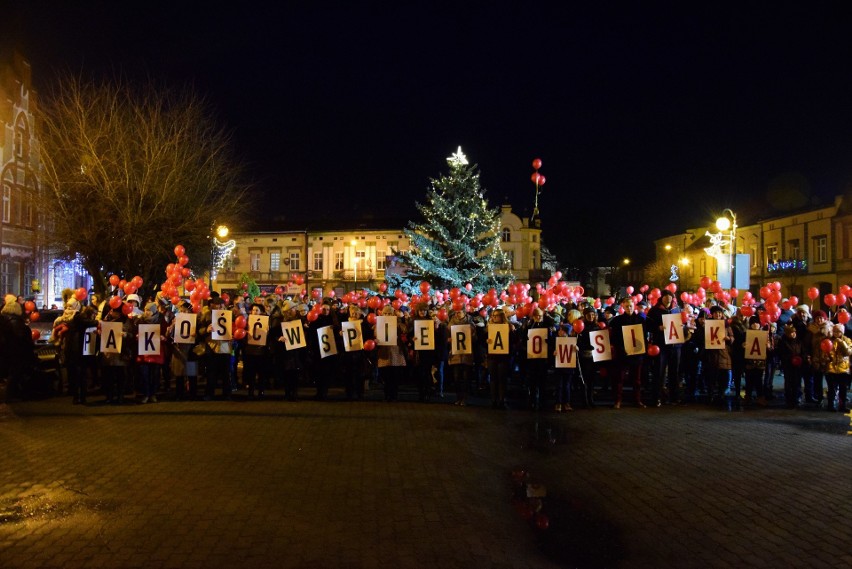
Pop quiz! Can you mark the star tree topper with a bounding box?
[447,146,469,167]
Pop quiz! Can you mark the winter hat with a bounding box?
[795,305,810,315]
[125,294,141,304]
[4,294,17,305]
[812,309,828,320]
[1,298,22,315]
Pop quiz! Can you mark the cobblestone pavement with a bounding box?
[0,382,850,568]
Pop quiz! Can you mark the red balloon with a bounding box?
[824,294,836,307]
[31,329,40,341]
[437,308,448,322]
[531,172,542,184]
[532,158,542,170]
[234,315,247,329]
[807,287,820,300]
[29,311,40,322]
[233,328,247,340]
[789,295,799,307]
[836,293,847,306]
[379,282,388,293]
[363,339,377,351]
[24,300,35,312]
[419,281,431,295]
[647,344,660,357]
[367,296,381,310]
[109,296,122,309]
[537,175,546,186]
[174,245,185,257]
[121,303,134,316]
[123,283,137,295]
[109,274,120,287]
[571,319,584,334]
[740,306,755,317]
[74,287,87,301]
[699,276,712,289]
[132,276,143,288]
[171,295,181,306]
[791,355,803,367]
[306,310,318,322]
[839,309,851,324]
[821,338,833,353]
[178,255,189,266]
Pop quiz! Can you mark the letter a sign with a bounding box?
[661,313,685,345]
[745,329,768,360]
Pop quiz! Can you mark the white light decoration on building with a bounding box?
[211,237,236,279]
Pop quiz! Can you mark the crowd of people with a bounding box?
[1,287,851,414]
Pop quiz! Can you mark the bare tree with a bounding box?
[36,74,250,295]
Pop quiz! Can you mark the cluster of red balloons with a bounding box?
[159,244,209,313]
[530,157,546,188]
[22,299,41,340]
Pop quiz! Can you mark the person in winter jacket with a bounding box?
[822,323,851,412]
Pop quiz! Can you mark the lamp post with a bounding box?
[715,209,737,293]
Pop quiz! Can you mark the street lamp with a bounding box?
[715,209,737,293]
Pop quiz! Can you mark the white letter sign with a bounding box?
[661,313,685,345]
[376,315,398,346]
[212,309,232,340]
[621,324,646,356]
[173,313,196,344]
[555,336,578,368]
[745,329,768,360]
[527,328,548,359]
[488,323,509,355]
[247,315,269,346]
[280,320,307,351]
[412,320,435,350]
[451,324,472,355]
[705,320,726,350]
[137,323,161,356]
[341,321,364,351]
[82,327,97,356]
[100,321,123,354]
[590,329,612,362]
[317,325,338,358]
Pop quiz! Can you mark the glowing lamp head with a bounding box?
[715,217,731,232]
[216,225,229,239]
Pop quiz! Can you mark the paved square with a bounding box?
[1,388,850,568]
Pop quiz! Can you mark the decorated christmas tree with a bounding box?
[389,147,512,294]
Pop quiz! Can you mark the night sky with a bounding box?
[5,1,852,268]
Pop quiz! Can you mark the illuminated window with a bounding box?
[335,252,344,270]
[505,251,514,269]
[313,252,323,271]
[502,228,511,242]
[250,252,260,271]
[1,184,9,223]
[270,252,280,272]
[813,236,827,263]
[788,239,800,259]
[377,251,387,270]
[289,252,301,271]
[766,245,778,263]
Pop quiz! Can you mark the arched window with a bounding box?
[501,228,511,242]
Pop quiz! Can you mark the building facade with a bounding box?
[1,52,91,307]
[655,195,849,309]
[214,203,544,295]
